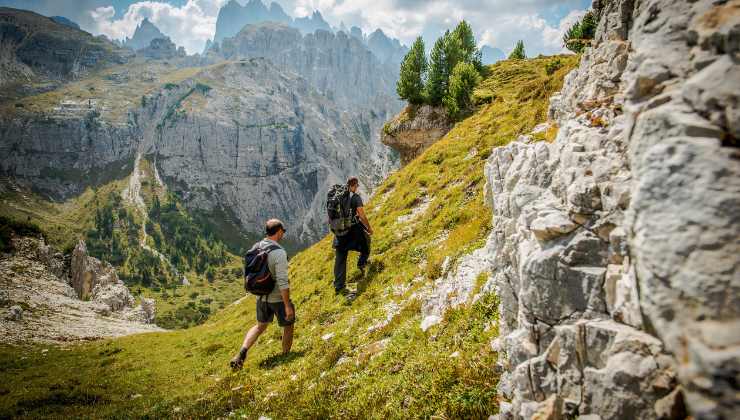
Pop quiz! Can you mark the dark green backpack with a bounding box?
[326,184,353,236]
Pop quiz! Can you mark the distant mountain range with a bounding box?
[214,0,330,42]
[211,0,407,67]
[0,6,401,247]
[481,45,505,64]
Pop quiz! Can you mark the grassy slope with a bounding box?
[0,56,577,419]
[0,58,204,123]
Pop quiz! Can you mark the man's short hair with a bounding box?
[265,219,285,236]
[347,177,359,187]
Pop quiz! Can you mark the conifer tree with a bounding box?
[426,31,450,106]
[563,11,596,53]
[396,36,427,104]
[451,20,482,71]
[509,40,526,60]
[443,61,481,118]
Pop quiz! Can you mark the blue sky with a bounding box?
[0,0,592,55]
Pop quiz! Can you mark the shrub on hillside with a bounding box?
[545,58,563,75]
[399,20,484,118]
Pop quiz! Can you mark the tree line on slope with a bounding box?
[397,10,596,118]
[396,21,532,119]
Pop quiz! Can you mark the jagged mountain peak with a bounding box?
[214,0,291,42]
[125,17,168,51]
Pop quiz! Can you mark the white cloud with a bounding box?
[82,0,588,56]
[287,0,589,55]
[88,0,228,54]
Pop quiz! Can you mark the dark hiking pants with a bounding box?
[333,225,370,291]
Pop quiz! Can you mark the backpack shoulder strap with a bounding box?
[263,244,282,254]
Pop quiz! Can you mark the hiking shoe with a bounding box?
[229,355,244,371]
[335,288,356,302]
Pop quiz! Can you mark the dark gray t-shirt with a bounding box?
[350,193,363,224]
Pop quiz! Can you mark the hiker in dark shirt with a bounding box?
[333,177,373,296]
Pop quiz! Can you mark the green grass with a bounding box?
[0,56,577,418]
[0,59,206,123]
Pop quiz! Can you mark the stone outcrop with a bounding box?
[484,0,739,418]
[0,236,160,343]
[71,240,125,301]
[381,105,453,164]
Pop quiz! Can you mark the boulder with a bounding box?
[6,305,23,321]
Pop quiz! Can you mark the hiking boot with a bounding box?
[335,287,356,302]
[229,354,244,371]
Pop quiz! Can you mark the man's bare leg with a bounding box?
[242,322,268,350]
[231,323,268,370]
[282,324,294,354]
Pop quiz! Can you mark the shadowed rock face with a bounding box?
[0,7,131,99]
[485,0,740,419]
[381,105,453,165]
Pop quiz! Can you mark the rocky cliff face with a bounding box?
[485,0,739,418]
[381,105,453,165]
[213,0,291,43]
[214,22,402,112]
[138,59,393,243]
[0,8,131,100]
[0,109,139,199]
[0,9,399,247]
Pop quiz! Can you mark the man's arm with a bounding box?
[274,249,294,320]
[356,207,373,235]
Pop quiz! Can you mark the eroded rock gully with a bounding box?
[484,0,739,418]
